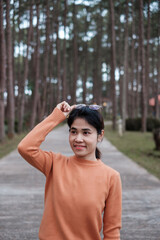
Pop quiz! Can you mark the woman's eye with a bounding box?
[71,130,76,134]
[84,131,90,135]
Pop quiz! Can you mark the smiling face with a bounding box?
[69,118,104,161]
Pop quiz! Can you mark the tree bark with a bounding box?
[109,0,117,130]
[122,0,129,132]
[48,5,56,113]
[55,0,61,103]
[12,0,16,90]
[139,0,147,132]
[155,1,160,118]
[6,0,15,138]
[0,0,6,141]
[40,0,50,119]
[30,3,40,129]
[82,37,88,103]
[93,6,103,105]
[145,0,151,116]
[17,0,22,118]
[72,1,78,104]
[62,0,67,101]
[93,38,98,104]
[130,0,135,118]
[82,47,88,104]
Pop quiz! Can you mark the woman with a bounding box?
[18,101,122,240]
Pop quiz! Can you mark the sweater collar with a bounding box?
[71,155,102,166]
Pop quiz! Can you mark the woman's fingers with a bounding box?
[56,101,73,117]
[62,102,71,112]
[57,102,77,118]
[57,101,68,111]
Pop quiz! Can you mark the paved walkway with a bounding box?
[0,124,160,240]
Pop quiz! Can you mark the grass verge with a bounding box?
[0,132,26,159]
[104,125,160,179]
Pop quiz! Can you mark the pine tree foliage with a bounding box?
[0,0,159,139]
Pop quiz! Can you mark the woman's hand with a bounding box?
[56,101,75,117]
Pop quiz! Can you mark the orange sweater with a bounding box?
[18,108,122,240]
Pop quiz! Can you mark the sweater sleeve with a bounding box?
[18,107,66,177]
[103,172,122,240]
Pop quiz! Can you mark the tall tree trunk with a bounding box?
[122,0,129,132]
[93,7,103,105]
[0,0,6,141]
[40,0,50,119]
[93,38,98,103]
[18,1,33,132]
[72,1,78,104]
[82,40,88,104]
[109,0,117,130]
[116,5,123,118]
[155,1,160,118]
[48,6,56,113]
[56,0,61,103]
[82,8,89,103]
[150,45,155,111]
[62,0,67,101]
[145,0,151,116]
[17,0,23,119]
[135,29,141,118]
[12,0,16,89]
[97,6,103,104]
[47,3,56,113]
[30,3,40,129]
[130,0,135,118]
[6,0,15,137]
[139,0,147,132]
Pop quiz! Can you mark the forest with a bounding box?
[0,0,159,141]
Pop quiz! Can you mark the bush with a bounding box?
[126,118,142,131]
[147,118,160,131]
[126,117,160,132]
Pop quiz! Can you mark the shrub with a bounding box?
[147,118,160,131]
[126,117,160,132]
[126,118,142,131]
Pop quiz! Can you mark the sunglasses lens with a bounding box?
[75,104,102,110]
[89,105,102,110]
[76,104,86,109]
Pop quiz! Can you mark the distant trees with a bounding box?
[0,0,160,141]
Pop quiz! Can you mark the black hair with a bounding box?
[67,106,104,159]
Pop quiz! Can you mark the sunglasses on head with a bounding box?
[75,104,102,110]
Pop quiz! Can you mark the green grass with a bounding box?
[0,133,26,159]
[105,125,160,179]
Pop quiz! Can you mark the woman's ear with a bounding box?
[97,129,104,142]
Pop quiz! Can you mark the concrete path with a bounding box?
[0,124,160,240]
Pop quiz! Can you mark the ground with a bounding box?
[0,124,160,240]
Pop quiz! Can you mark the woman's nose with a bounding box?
[75,134,83,142]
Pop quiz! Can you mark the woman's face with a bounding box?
[69,117,103,161]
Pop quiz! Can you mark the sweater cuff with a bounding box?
[50,107,66,123]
